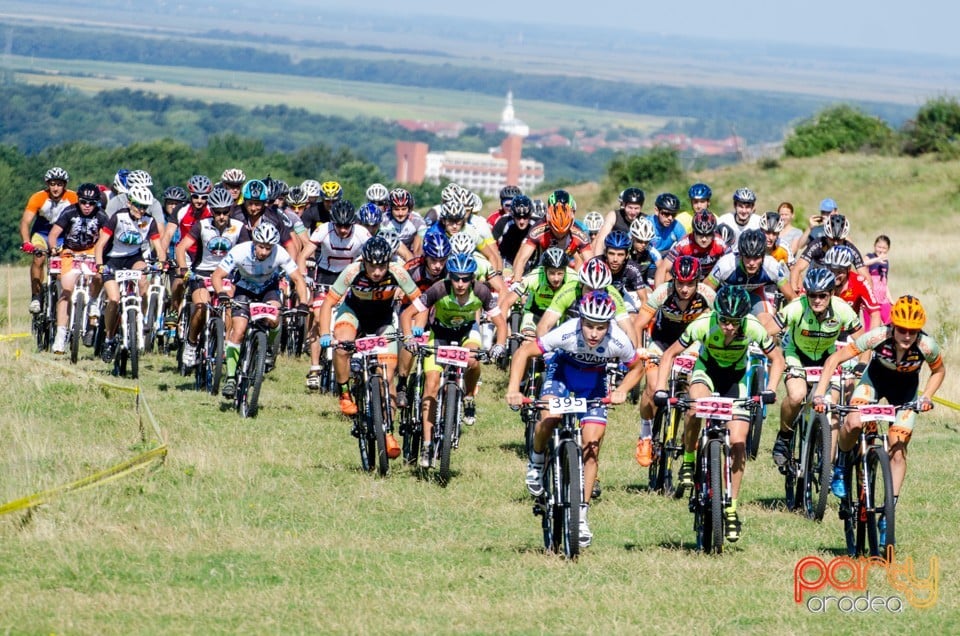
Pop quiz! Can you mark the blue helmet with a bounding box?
[358,202,383,226]
[688,183,712,201]
[604,230,632,251]
[422,232,452,259]
[446,252,478,276]
[242,179,268,202]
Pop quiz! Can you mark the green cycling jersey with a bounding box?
[678,311,777,370]
[774,296,861,361]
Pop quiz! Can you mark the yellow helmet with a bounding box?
[890,295,926,330]
[320,181,342,201]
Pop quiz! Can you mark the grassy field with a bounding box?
[2,154,959,633]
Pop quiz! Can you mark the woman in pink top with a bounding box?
[864,234,892,329]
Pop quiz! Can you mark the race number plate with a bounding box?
[804,366,841,383]
[355,335,391,356]
[548,396,588,415]
[673,354,697,375]
[436,345,470,368]
[858,404,896,422]
[115,269,142,283]
[77,257,97,276]
[203,277,233,292]
[249,302,279,322]
[48,256,62,274]
[694,397,735,421]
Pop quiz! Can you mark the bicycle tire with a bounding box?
[207,317,225,395]
[864,446,896,557]
[240,330,267,418]
[541,453,559,553]
[560,439,582,559]
[126,307,139,379]
[46,281,58,352]
[401,375,423,465]
[649,406,670,493]
[368,374,390,476]
[144,293,159,353]
[292,313,306,357]
[801,412,832,521]
[70,295,84,364]
[438,382,459,485]
[746,368,765,460]
[700,439,724,554]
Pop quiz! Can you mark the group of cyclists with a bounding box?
[20,166,946,552]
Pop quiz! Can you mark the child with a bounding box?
[864,235,892,329]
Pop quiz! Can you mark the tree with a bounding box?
[604,146,684,199]
[783,105,896,157]
[901,96,960,157]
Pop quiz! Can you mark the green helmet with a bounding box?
[714,286,751,321]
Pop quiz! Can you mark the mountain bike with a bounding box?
[510,332,543,459]
[830,401,926,557]
[525,396,609,560]
[64,253,98,364]
[744,343,769,460]
[142,262,167,354]
[32,250,60,352]
[194,300,226,395]
[279,276,307,358]
[398,334,430,465]
[111,267,147,379]
[648,352,695,496]
[233,301,284,418]
[500,300,524,371]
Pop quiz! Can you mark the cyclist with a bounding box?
[705,228,796,331]
[511,199,593,281]
[163,175,213,325]
[634,256,715,465]
[428,200,504,291]
[356,202,383,238]
[220,168,247,204]
[813,295,944,508]
[175,187,249,369]
[384,187,425,258]
[317,236,422,444]
[769,268,863,473]
[791,214,870,293]
[677,182,713,233]
[602,230,647,310]
[400,252,506,464]
[506,290,648,547]
[20,167,78,314]
[654,209,727,287]
[716,188,761,246]
[498,246,578,335]
[160,186,189,236]
[461,190,504,274]
[486,184,522,231]
[46,182,108,353]
[796,197,838,253]
[823,245,881,333]
[492,195,536,278]
[299,200,372,389]
[654,285,784,542]
[592,186,645,250]
[231,179,299,266]
[93,184,167,362]
[759,211,791,265]
[627,216,662,286]
[646,193,686,254]
[297,179,324,229]
[105,170,166,229]
[583,211,605,243]
[212,223,309,399]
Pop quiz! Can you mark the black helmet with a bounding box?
[329,200,356,226]
[738,228,766,259]
[619,187,645,207]
[511,195,533,218]
[540,247,568,270]
[655,192,680,213]
[499,184,522,202]
[715,286,751,321]
[163,185,189,204]
[361,235,392,265]
[76,182,101,206]
[692,210,717,236]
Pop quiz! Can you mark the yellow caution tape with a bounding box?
[0,445,167,516]
[933,396,960,411]
[0,332,30,342]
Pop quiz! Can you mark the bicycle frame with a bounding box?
[115,268,145,355]
[234,301,277,417]
[743,343,769,460]
[66,254,98,362]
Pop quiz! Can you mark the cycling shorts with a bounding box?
[690,357,751,419]
[423,326,481,374]
[102,254,144,283]
[232,282,282,320]
[851,368,920,431]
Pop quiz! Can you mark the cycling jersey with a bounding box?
[53,205,108,252]
[662,235,728,273]
[218,242,298,294]
[300,203,326,234]
[768,245,791,264]
[281,209,307,237]
[774,296,861,364]
[678,312,776,371]
[487,207,508,231]
[611,209,640,235]
[188,217,248,274]
[101,211,161,259]
[706,253,789,294]
[836,272,879,317]
[467,215,496,250]
[308,223,371,274]
[26,189,79,235]
[715,212,761,245]
[177,204,211,258]
[522,221,592,258]
[641,282,716,349]
[412,279,500,331]
[493,217,531,267]
[383,211,426,250]
[230,207,294,246]
[609,260,646,297]
[800,237,864,269]
[105,194,165,229]
[509,266,578,318]
[327,260,420,325]
[646,213,686,252]
[544,280,629,321]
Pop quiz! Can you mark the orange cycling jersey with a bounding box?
[26,189,79,235]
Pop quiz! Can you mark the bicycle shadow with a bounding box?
[498,442,527,460]
[752,497,791,512]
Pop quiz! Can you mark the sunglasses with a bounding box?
[79,198,99,206]
[450,275,474,283]
[334,224,352,230]
[213,209,232,216]
[129,202,149,211]
[808,292,831,300]
[718,316,742,326]
[290,204,306,211]
[224,183,243,189]
[191,194,208,201]
[894,326,919,336]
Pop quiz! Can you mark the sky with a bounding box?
[317,0,960,58]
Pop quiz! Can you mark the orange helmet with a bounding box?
[546,203,574,235]
[890,295,926,330]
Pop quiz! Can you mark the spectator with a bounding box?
[777,201,803,257]
[864,235,892,329]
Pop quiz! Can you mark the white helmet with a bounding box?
[221,168,246,185]
[629,216,656,242]
[464,191,483,214]
[441,183,464,205]
[252,222,281,245]
[365,183,389,203]
[449,232,476,255]
[300,179,321,198]
[578,290,617,322]
[578,257,613,290]
[126,184,155,208]
[127,170,153,187]
[584,211,604,233]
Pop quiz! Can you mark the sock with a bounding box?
[530,450,545,465]
[339,382,351,396]
[728,498,738,513]
[640,418,652,439]
[225,341,240,377]
[684,451,696,464]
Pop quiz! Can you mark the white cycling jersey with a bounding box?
[218,242,297,293]
[382,211,425,249]
[189,217,247,274]
[308,223,371,273]
[537,317,639,372]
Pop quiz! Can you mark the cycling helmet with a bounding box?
[803,267,837,294]
[759,211,785,233]
[422,231,452,259]
[546,203,574,235]
[221,168,246,185]
[449,232,476,255]
[672,255,701,283]
[242,180,268,202]
[440,200,467,222]
[629,217,656,242]
[285,186,309,207]
[823,213,850,240]
[465,192,483,214]
[688,183,712,201]
[584,211,604,233]
[208,187,234,209]
[127,170,153,187]
[361,235,392,265]
[714,286,751,321]
[619,187,645,207]
[127,184,155,208]
[365,183,389,203]
[548,189,572,207]
[389,187,413,209]
[321,180,343,201]
[738,228,766,258]
[251,222,280,245]
[717,224,736,247]
[267,179,288,201]
[357,202,383,226]
[446,252,478,276]
[822,245,856,271]
[890,295,926,330]
[604,230,632,251]
[655,192,681,213]
[511,195,533,218]
[163,185,189,204]
[579,290,617,322]
[76,182,101,206]
[329,200,356,226]
[187,174,213,195]
[44,167,70,183]
[692,209,718,236]
[733,187,756,204]
[113,169,131,193]
[380,227,401,254]
[300,179,321,198]
[499,184,522,203]
[579,257,612,290]
[531,199,547,219]
[541,247,568,270]
[441,183,464,205]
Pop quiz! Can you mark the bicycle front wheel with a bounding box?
[700,439,724,554]
[438,382,459,485]
[126,307,139,379]
[559,439,582,560]
[865,446,896,557]
[70,295,84,364]
[144,293,159,353]
[239,330,267,418]
[746,369,765,460]
[801,412,832,521]
[368,374,390,476]
[207,317,225,395]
